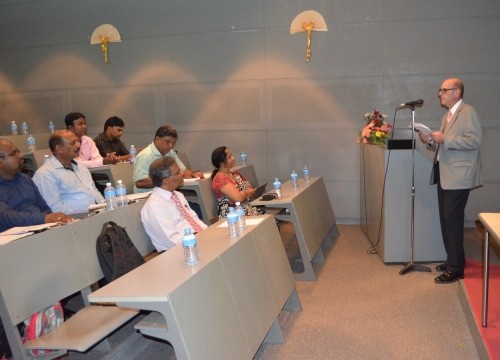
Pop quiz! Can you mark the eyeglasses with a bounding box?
[438,88,457,94]
[0,149,20,159]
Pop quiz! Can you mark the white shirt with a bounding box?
[141,187,207,252]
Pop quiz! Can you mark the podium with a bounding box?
[359,143,446,263]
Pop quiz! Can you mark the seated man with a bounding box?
[133,124,203,193]
[0,139,72,232]
[94,116,131,162]
[141,157,207,252]
[33,130,104,214]
[65,112,118,167]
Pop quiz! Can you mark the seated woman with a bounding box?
[211,146,264,218]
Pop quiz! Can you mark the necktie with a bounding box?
[171,192,203,233]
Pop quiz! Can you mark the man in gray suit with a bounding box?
[419,77,482,284]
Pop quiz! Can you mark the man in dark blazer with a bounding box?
[419,78,482,283]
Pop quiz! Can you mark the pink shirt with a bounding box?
[77,135,103,168]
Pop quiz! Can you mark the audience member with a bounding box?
[419,77,482,284]
[141,157,207,252]
[65,112,117,167]
[94,116,131,162]
[0,139,72,232]
[133,124,203,193]
[33,130,104,214]
[211,146,263,218]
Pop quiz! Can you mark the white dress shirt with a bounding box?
[141,187,207,252]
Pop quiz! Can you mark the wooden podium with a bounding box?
[359,143,446,263]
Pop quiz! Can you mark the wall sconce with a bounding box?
[290,10,328,62]
[90,24,122,64]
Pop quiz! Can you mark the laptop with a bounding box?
[253,183,268,199]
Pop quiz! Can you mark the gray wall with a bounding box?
[1,0,499,224]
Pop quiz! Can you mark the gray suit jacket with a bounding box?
[428,101,482,189]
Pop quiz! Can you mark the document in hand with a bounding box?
[412,123,432,135]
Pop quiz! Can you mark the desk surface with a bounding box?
[479,213,500,244]
[251,177,317,206]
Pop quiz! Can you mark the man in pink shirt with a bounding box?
[64,112,117,168]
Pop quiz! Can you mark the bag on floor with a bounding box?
[22,302,64,356]
[96,221,145,283]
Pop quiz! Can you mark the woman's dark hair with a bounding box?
[149,157,176,187]
[210,146,228,179]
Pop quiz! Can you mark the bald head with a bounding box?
[0,138,22,179]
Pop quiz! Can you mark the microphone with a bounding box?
[397,99,424,108]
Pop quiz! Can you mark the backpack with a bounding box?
[96,221,145,283]
[22,302,64,356]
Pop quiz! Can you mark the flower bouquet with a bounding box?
[356,110,392,146]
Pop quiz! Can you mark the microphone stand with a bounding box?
[399,105,431,275]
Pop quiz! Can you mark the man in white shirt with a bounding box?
[33,130,104,214]
[141,157,207,252]
[65,112,117,168]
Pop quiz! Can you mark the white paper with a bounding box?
[183,178,200,184]
[412,123,432,135]
[0,232,34,245]
[126,192,152,201]
[0,222,59,236]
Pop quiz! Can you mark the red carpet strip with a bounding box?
[464,259,500,359]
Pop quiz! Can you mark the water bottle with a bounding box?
[27,134,36,152]
[303,165,310,181]
[273,178,282,199]
[21,121,29,135]
[10,121,18,135]
[240,151,247,166]
[48,120,55,134]
[235,202,246,229]
[182,228,199,265]
[104,182,116,210]
[115,179,128,207]
[43,154,50,164]
[227,207,241,238]
[291,170,298,187]
[129,145,137,164]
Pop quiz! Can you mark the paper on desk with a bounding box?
[0,232,34,245]
[183,178,200,184]
[127,192,152,201]
[0,222,59,236]
[217,217,264,228]
[412,123,432,135]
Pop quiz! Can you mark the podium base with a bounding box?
[399,262,431,275]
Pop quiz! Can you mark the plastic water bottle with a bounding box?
[27,134,36,152]
[227,208,241,237]
[240,151,247,166]
[291,170,298,187]
[129,145,137,164]
[10,121,18,135]
[104,182,116,210]
[235,202,246,229]
[182,228,199,265]
[115,179,128,207]
[303,165,310,181]
[21,121,29,135]
[273,178,282,199]
[43,154,50,164]
[48,120,55,134]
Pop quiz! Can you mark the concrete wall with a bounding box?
[1,0,499,224]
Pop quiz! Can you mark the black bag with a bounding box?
[96,221,145,283]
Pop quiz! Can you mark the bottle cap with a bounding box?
[235,202,240,206]
[117,180,123,184]
[106,182,111,186]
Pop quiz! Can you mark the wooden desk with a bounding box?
[179,178,217,225]
[89,215,300,360]
[479,213,500,327]
[251,177,339,281]
[89,162,134,194]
